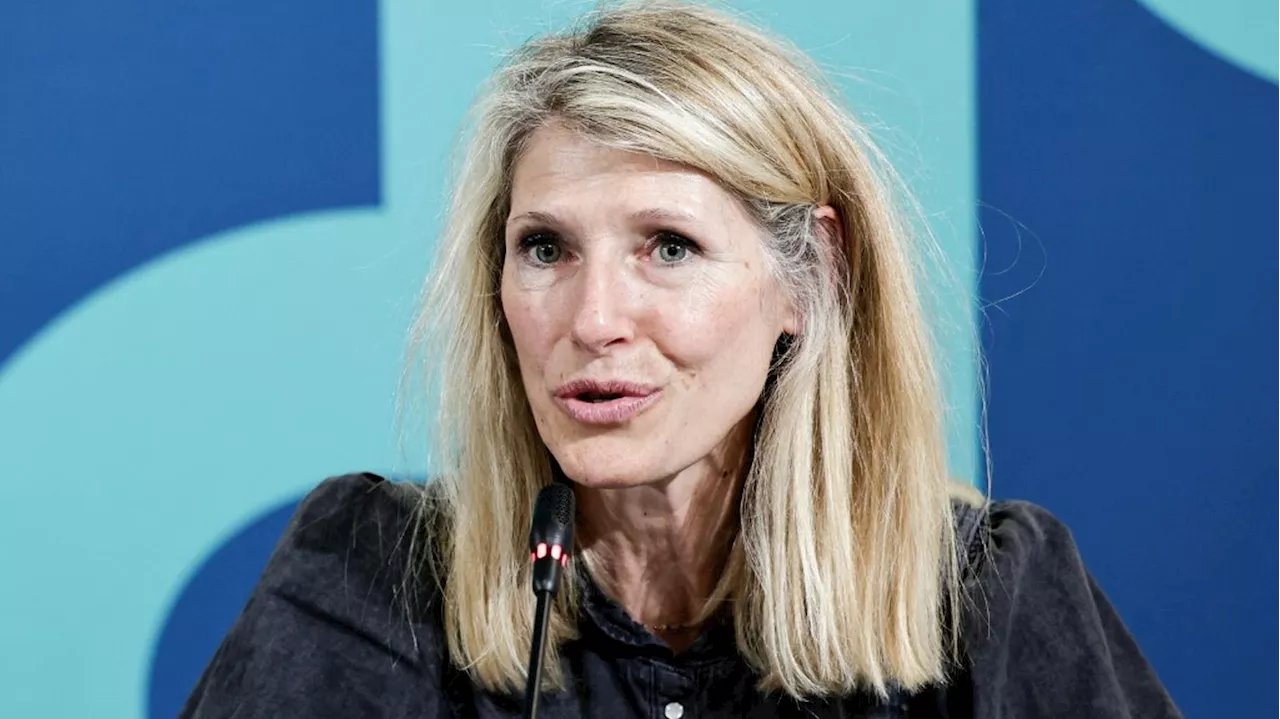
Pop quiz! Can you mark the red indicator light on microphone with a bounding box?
[532,543,572,567]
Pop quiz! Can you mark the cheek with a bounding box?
[657,277,777,369]
[501,278,551,362]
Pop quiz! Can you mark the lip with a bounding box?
[552,379,663,425]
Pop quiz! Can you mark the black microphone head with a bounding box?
[528,484,576,595]
[529,483,576,553]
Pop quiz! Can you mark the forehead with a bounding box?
[508,124,738,217]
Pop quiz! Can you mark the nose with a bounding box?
[568,259,634,353]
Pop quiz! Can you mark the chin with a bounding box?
[549,437,669,489]
[564,472,652,490]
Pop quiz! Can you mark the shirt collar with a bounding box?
[574,564,738,663]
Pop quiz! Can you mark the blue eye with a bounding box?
[653,233,696,264]
[518,234,563,265]
[533,242,561,264]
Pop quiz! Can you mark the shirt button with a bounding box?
[663,701,684,719]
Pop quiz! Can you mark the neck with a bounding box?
[574,415,753,647]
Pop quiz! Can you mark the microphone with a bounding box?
[523,483,576,719]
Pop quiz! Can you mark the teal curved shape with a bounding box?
[1137,0,1278,82]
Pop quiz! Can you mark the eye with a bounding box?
[517,233,563,265]
[534,242,562,264]
[652,232,697,264]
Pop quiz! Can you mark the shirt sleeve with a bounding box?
[178,473,448,719]
[963,500,1183,719]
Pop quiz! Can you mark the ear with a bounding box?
[780,309,800,337]
[788,205,844,334]
[778,204,844,336]
[812,204,845,259]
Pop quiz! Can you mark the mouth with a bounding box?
[552,379,662,425]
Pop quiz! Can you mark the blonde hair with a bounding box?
[412,0,971,699]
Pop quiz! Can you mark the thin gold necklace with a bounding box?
[644,620,699,632]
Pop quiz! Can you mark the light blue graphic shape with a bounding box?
[1137,0,1278,83]
[0,2,977,716]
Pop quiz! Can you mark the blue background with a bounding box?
[0,1,1274,716]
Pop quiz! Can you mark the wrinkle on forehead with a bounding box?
[511,124,737,208]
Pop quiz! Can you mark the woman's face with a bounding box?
[501,123,796,488]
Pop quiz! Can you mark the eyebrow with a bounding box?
[505,208,699,226]
[628,207,698,224]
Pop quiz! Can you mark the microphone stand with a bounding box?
[523,591,553,719]
[523,484,576,719]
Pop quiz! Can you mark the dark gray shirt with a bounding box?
[180,473,1182,718]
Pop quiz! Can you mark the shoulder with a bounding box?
[267,472,426,579]
[274,472,426,563]
[255,472,440,659]
[978,499,1082,573]
[958,500,1183,717]
[960,498,1091,605]
[180,474,451,717]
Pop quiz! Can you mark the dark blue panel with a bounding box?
[979,1,1277,716]
[0,2,379,366]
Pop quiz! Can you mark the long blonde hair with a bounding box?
[412,0,970,699]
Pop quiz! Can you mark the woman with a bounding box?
[183,2,1181,717]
